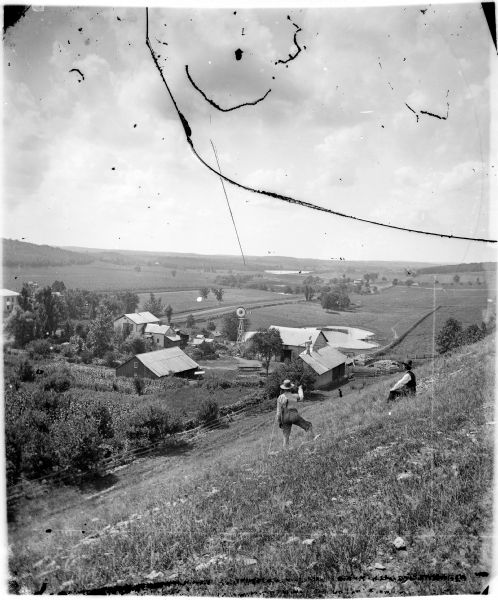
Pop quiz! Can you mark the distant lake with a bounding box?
[265,270,312,275]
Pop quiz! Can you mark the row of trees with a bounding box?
[436,316,495,354]
[198,287,224,301]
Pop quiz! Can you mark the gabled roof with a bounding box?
[299,345,347,375]
[145,323,174,336]
[0,289,20,297]
[117,311,160,325]
[166,335,181,342]
[133,347,198,377]
[270,326,323,348]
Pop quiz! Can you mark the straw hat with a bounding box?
[280,379,294,390]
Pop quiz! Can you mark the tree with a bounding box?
[165,304,173,324]
[250,328,283,376]
[134,265,142,272]
[143,293,163,316]
[436,318,463,354]
[86,304,115,358]
[51,280,66,293]
[171,269,176,277]
[117,291,139,313]
[199,287,210,300]
[265,358,317,399]
[186,314,196,329]
[18,284,33,311]
[392,278,398,286]
[207,320,216,331]
[5,308,37,347]
[221,311,244,341]
[462,324,485,345]
[211,287,224,302]
[453,274,460,284]
[321,287,350,310]
[35,286,66,336]
[405,279,414,286]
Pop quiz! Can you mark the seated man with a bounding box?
[388,360,416,401]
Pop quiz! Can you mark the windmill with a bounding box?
[236,306,247,345]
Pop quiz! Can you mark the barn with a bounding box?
[116,347,199,380]
[299,344,347,389]
[114,312,160,337]
[1,288,19,316]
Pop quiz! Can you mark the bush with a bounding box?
[26,339,51,358]
[104,350,118,368]
[126,404,179,446]
[81,349,93,364]
[197,398,219,424]
[265,359,317,399]
[17,360,35,382]
[134,377,145,396]
[43,366,73,393]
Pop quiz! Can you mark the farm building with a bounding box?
[114,312,160,336]
[192,334,214,346]
[1,289,19,316]
[269,326,328,362]
[144,323,181,348]
[299,344,348,389]
[175,329,190,349]
[116,347,199,380]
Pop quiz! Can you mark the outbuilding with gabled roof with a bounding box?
[114,311,160,336]
[116,347,199,380]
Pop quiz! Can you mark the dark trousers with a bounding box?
[387,387,416,402]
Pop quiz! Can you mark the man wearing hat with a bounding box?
[387,360,416,401]
[276,379,314,448]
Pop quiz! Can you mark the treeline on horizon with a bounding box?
[417,262,496,275]
[3,239,94,268]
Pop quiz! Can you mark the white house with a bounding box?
[1,289,19,316]
[114,312,160,336]
[269,325,328,362]
[144,323,182,348]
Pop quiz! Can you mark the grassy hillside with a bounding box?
[9,338,493,595]
[2,238,94,268]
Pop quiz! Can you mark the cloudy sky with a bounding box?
[3,1,497,263]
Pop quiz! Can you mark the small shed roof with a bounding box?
[145,323,174,335]
[299,346,347,375]
[166,334,181,342]
[0,289,20,297]
[270,326,322,348]
[118,311,160,325]
[134,347,199,377]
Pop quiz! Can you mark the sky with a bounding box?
[3,1,497,263]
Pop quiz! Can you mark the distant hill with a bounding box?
[417,262,496,275]
[2,238,95,268]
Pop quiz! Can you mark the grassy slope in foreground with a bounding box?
[10,339,494,596]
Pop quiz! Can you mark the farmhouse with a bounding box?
[116,347,199,380]
[1,288,19,316]
[114,312,160,336]
[270,325,328,362]
[144,323,181,348]
[299,344,348,389]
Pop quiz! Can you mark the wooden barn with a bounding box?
[114,312,160,337]
[116,347,199,380]
[299,344,347,389]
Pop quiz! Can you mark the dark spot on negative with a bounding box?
[133,123,137,128]
[45,529,52,533]
[117,16,121,21]
[78,27,82,32]
[111,167,116,171]
[235,48,243,60]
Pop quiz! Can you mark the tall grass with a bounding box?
[9,338,494,596]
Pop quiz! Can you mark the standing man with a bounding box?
[387,360,416,401]
[276,379,314,448]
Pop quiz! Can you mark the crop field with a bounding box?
[248,285,493,348]
[137,287,297,314]
[2,261,220,293]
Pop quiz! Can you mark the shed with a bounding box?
[116,347,199,380]
[299,345,348,389]
[114,312,160,336]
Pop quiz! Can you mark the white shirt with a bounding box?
[390,372,411,391]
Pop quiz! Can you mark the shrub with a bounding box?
[197,398,219,424]
[104,350,118,368]
[134,377,145,396]
[81,349,93,364]
[43,366,73,393]
[26,339,51,358]
[126,404,179,446]
[17,360,35,382]
[265,359,317,399]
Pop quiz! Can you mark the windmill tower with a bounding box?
[236,306,247,345]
